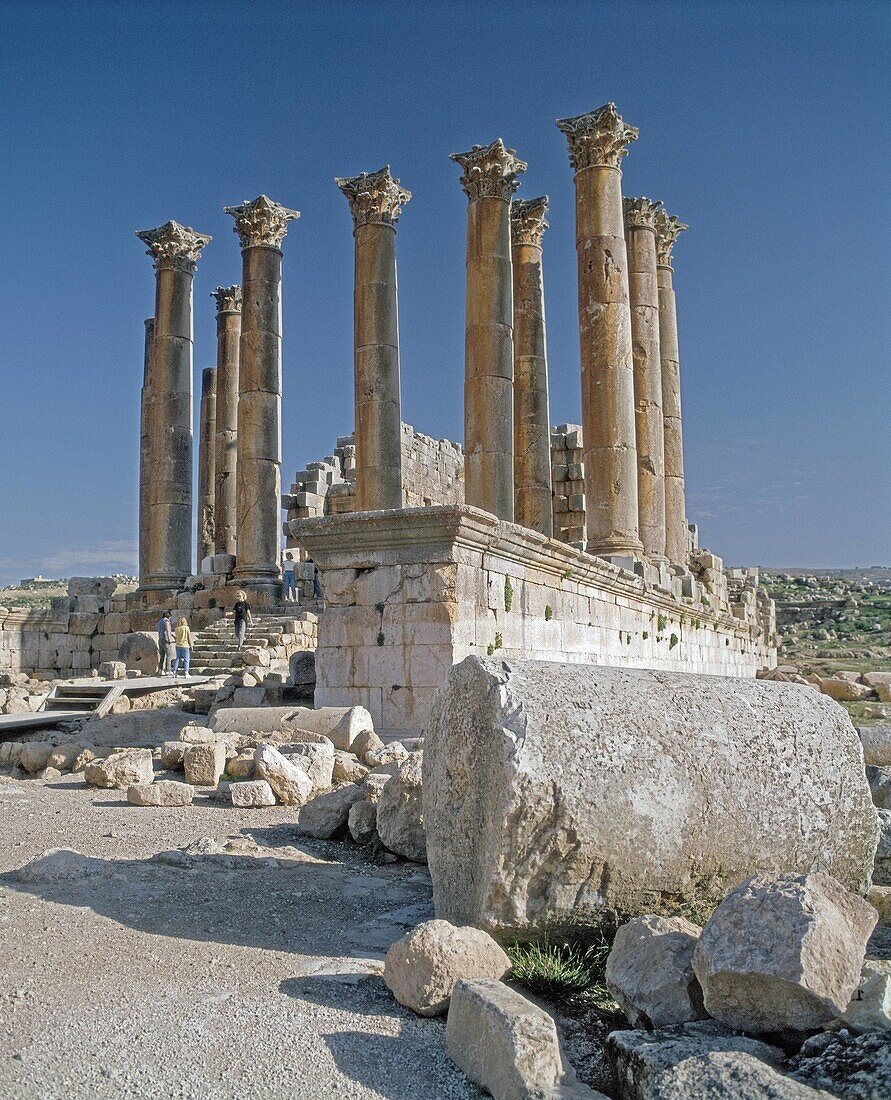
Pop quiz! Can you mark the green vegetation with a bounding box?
[376,631,385,646]
[507,934,618,1013]
[504,577,513,613]
[669,632,679,650]
[657,613,668,633]
[544,604,553,622]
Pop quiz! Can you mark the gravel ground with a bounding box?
[0,775,480,1099]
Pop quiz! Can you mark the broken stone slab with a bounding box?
[606,1022,829,1100]
[286,740,335,792]
[183,743,226,787]
[858,727,891,767]
[333,750,369,784]
[837,969,891,1032]
[211,707,299,736]
[296,783,365,838]
[98,660,127,680]
[384,919,511,1016]
[866,766,891,810]
[348,799,377,843]
[253,744,313,806]
[68,576,118,599]
[820,678,873,702]
[179,724,226,745]
[365,742,408,769]
[85,749,154,789]
[692,872,878,1033]
[377,752,426,863]
[447,978,603,1100]
[127,780,194,807]
[605,915,706,1029]
[788,1028,891,1097]
[425,657,878,936]
[282,705,374,752]
[159,741,186,770]
[231,779,277,808]
[873,809,891,886]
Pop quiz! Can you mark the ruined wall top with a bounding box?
[135,220,212,274]
[450,139,527,202]
[556,103,638,171]
[510,196,549,247]
[224,194,300,249]
[335,165,411,229]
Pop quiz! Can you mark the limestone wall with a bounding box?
[292,506,776,734]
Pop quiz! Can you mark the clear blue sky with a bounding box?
[0,0,888,585]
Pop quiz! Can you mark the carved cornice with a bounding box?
[654,210,689,269]
[450,139,526,202]
[224,194,300,249]
[135,220,211,274]
[335,165,411,229]
[623,196,663,232]
[555,103,638,171]
[211,285,243,313]
[510,196,549,247]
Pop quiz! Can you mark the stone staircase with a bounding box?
[189,605,320,677]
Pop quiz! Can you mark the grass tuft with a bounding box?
[507,932,618,1012]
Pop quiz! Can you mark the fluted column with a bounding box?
[211,285,242,556]
[224,195,299,593]
[556,104,643,560]
[654,210,690,567]
[624,197,667,564]
[138,317,154,586]
[197,367,217,567]
[451,139,526,521]
[510,196,553,537]
[336,166,411,511]
[135,221,211,589]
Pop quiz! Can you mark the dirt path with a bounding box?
[0,776,479,1099]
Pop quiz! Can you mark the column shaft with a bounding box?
[511,198,553,537]
[197,366,217,567]
[212,288,242,556]
[138,318,154,586]
[625,200,667,563]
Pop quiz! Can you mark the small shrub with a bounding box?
[486,644,494,656]
[669,632,679,650]
[657,613,668,633]
[504,577,513,613]
[701,595,710,608]
[507,928,620,1013]
[376,631,385,646]
[642,630,648,640]
[208,597,216,609]
[494,632,503,650]
[544,605,553,621]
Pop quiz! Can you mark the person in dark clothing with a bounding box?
[233,590,254,649]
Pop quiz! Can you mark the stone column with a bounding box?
[197,367,217,568]
[211,285,242,556]
[451,139,526,522]
[138,317,154,586]
[224,195,299,595]
[624,197,668,565]
[135,221,211,589]
[556,104,643,560]
[654,209,690,567]
[510,196,553,537]
[335,166,411,511]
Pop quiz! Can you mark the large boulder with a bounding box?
[605,915,706,1029]
[231,780,276,807]
[424,657,878,936]
[296,783,365,838]
[183,743,226,787]
[85,749,154,789]
[377,752,426,863]
[118,632,159,675]
[820,678,872,702]
[286,740,335,792]
[384,919,511,1016]
[19,741,54,774]
[692,872,878,1033]
[253,744,312,806]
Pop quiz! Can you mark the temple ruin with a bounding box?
[1,103,776,731]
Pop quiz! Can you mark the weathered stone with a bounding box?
[242,646,271,668]
[15,848,105,883]
[352,728,385,762]
[365,741,408,769]
[333,749,369,784]
[377,752,426,863]
[860,726,891,767]
[127,780,194,807]
[85,749,154,789]
[179,724,222,744]
[446,978,573,1100]
[286,740,335,792]
[40,766,63,782]
[867,765,891,810]
[296,783,365,839]
[821,678,872,702]
[838,969,891,1032]
[70,744,98,772]
[159,741,186,769]
[98,660,127,680]
[384,919,510,1017]
[283,705,374,752]
[693,872,879,1033]
[606,1022,822,1100]
[83,709,194,747]
[425,658,878,935]
[118,631,160,674]
[19,741,54,774]
[253,743,312,806]
[363,772,391,803]
[226,752,255,780]
[212,706,302,736]
[868,884,891,923]
[45,743,83,771]
[606,915,706,1029]
[183,742,226,787]
[68,577,118,599]
[874,809,891,885]
[789,1029,891,1098]
[348,799,377,843]
[231,779,276,807]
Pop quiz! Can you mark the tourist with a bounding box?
[172,615,193,677]
[157,610,175,676]
[233,590,253,650]
[283,551,297,602]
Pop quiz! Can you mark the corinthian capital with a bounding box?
[136,220,211,274]
[511,196,549,247]
[654,210,689,268]
[224,194,300,249]
[450,139,526,202]
[211,285,242,313]
[623,197,663,232]
[335,165,411,229]
[555,103,638,171]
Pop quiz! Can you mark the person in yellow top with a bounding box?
[172,615,194,678]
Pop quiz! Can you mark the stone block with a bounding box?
[286,740,335,791]
[183,743,226,787]
[231,779,276,807]
[127,781,194,807]
[85,749,154,789]
[254,743,313,805]
[68,577,118,599]
[377,752,426,863]
[296,782,365,838]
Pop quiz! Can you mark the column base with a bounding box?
[231,578,284,611]
[139,574,188,593]
[587,536,645,559]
